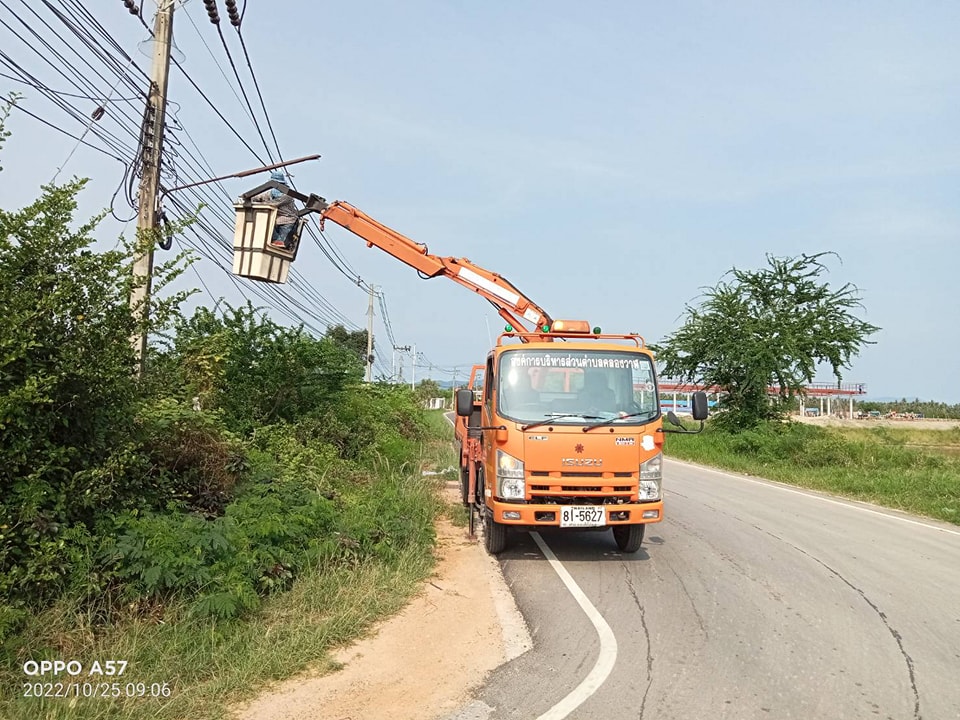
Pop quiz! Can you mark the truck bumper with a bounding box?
[488,499,663,527]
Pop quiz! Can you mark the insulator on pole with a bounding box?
[224,0,240,28]
[203,0,220,24]
[225,0,240,25]
[123,0,139,15]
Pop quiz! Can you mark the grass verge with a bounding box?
[664,420,960,525]
[421,409,468,528]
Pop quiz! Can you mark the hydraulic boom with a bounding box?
[238,181,552,337]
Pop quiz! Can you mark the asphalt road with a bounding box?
[446,458,960,720]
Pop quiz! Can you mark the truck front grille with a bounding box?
[527,470,636,502]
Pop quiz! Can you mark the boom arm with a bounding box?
[240,181,552,336]
[318,200,552,335]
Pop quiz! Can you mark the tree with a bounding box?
[325,325,371,367]
[414,378,443,403]
[652,253,880,430]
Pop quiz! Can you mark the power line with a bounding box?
[0,70,139,101]
[168,53,268,163]
[3,100,126,162]
[0,49,139,159]
[189,2,377,298]
[376,290,398,347]
[51,53,140,182]
[0,2,151,183]
[198,0,275,163]
[180,4,256,128]
[234,26,284,165]
[4,1,371,340]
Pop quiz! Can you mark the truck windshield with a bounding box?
[497,348,659,426]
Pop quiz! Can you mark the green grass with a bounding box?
[3,546,434,719]
[832,424,960,452]
[421,409,469,528]
[1,414,459,720]
[664,421,960,525]
[445,502,471,529]
[422,407,455,435]
[420,409,459,477]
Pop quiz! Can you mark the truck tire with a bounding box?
[484,510,508,555]
[613,523,644,553]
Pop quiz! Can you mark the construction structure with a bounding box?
[659,381,867,418]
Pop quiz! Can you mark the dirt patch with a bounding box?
[233,483,528,720]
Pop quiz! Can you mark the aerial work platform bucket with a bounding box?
[231,203,303,283]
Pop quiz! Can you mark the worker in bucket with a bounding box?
[253,170,299,249]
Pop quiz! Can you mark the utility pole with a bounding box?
[129,0,175,374]
[393,345,417,387]
[451,366,458,409]
[411,343,417,391]
[365,286,376,382]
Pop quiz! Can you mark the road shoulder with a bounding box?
[234,484,530,720]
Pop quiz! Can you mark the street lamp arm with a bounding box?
[163,153,321,197]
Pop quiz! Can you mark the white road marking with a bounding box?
[530,532,618,720]
[669,458,960,537]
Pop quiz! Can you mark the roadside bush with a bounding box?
[714,422,859,469]
[103,473,338,619]
[337,470,440,565]
[0,99,440,623]
[317,383,426,464]
[103,422,438,619]
[252,422,342,491]
[0,157,191,606]
[136,398,248,516]
[160,304,364,436]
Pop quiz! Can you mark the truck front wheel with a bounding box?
[612,523,645,553]
[484,510,508,555]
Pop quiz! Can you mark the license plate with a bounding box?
[560,506,606,528]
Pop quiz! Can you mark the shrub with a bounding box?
[0,159,190,605]
[159,304,364,436]
[135,398,248,516]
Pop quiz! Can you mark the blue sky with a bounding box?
[1,1,958,402]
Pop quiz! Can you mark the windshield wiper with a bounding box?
[582,411,655,432]
[522,413,603,432]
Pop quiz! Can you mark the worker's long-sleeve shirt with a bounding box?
[252,190,298,225]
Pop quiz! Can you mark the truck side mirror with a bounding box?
[456,389,474,417]
[691,391,709,421]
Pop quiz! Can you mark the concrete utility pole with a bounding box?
[410,344,417,391]
[129,0,175,374]
[365,286,376,382]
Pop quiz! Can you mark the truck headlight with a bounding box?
[639,453,662,501]
[497,450,525,499]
